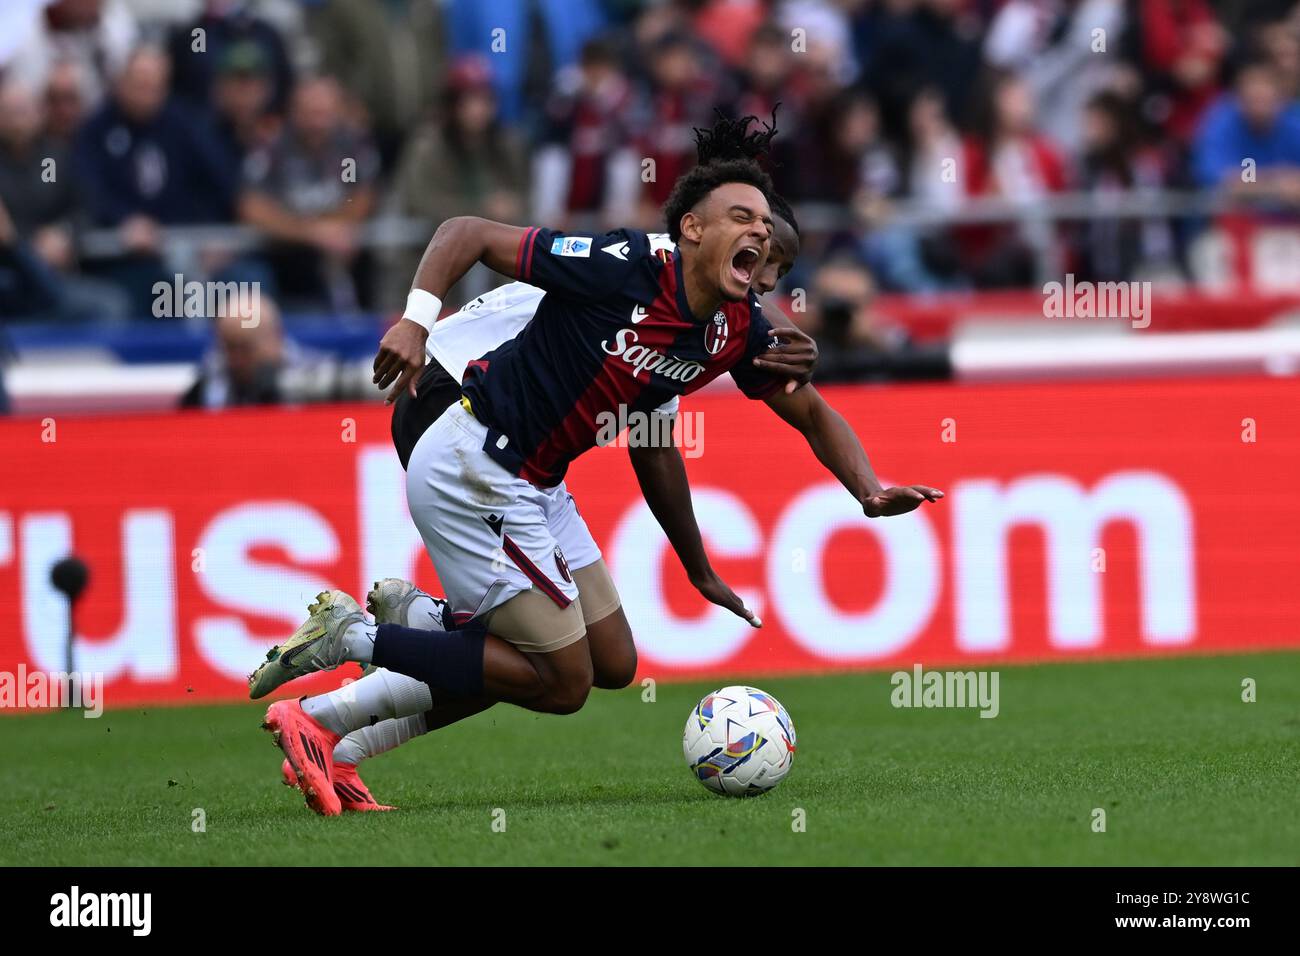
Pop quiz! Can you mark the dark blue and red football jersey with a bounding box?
[460,227,783,487]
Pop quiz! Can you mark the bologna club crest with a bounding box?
[705,312,729,355]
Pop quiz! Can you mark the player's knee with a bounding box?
[542,679,592,715]
[593,646,637,689]
[532,645,593,714]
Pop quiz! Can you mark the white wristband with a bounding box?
[402,289,442,332]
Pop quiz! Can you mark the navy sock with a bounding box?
[372,622,486,697]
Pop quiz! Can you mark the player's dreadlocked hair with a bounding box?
[662,111,779,243]
[708,108,798,237]
[694,108,780,165]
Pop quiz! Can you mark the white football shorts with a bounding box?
[405,400,599,624]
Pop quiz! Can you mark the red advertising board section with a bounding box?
[1,376,1297,708]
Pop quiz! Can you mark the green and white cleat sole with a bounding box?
[248,590,366,699]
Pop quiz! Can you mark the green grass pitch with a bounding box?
[2,652,1296,866]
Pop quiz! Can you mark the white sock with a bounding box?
[301,667,433,736]
[333,713,429,766]
[341,621,378,664]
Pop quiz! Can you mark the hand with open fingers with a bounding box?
[863,485,944,518]
[690,568,762,628]
[373,318,429,403]
[752,326,818,393]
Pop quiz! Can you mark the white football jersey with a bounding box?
[426,281,547,384]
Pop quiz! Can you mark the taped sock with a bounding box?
[371,622,486,697]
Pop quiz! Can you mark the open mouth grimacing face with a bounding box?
[730,245,762,287]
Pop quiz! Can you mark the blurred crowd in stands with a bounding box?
[2,0,1300,404]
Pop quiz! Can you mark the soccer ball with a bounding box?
[682,685,796,796]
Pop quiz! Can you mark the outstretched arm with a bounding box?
[374,217,529,402]
[628,437,761,627]
[764,385,943,516]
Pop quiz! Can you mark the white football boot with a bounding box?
[248,590,367,699]
[366,578,448,630]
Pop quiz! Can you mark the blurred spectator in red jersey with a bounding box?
[1122,0,1227,146]
[239,76,381,311]
[957,69,1070,287]
[689,0,770,69]
[637,31,722,221]
[534,38,642,229]
[42,60,88,149]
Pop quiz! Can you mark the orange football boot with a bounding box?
[263,699,342,816]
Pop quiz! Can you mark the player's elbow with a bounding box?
[432,215,481,244]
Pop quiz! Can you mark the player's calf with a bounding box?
[572,563,637,689]
[586,607,637,689]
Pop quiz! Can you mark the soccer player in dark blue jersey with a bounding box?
[250,144,942,815]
